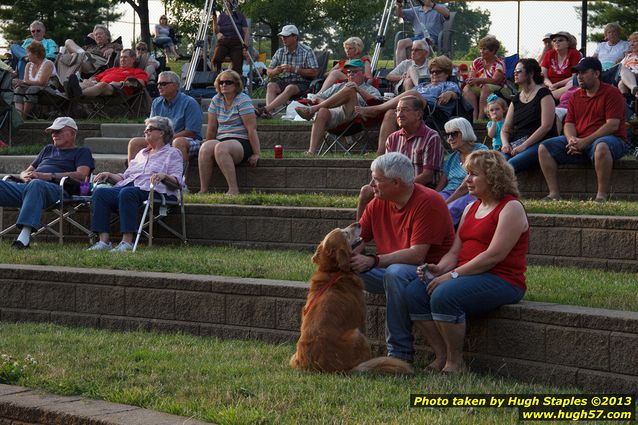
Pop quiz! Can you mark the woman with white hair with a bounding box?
[88,116,183,252]
[435,117,488,226]
[10,20,58,79]
[317,37,372,93]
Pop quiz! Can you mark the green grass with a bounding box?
[1,242,637,311]
[183,192,638,217]
[0,144,47,155]
[0,322,614,425]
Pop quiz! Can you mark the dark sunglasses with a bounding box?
[446,131,461,139]
[430,69,445,75]
[219,80,235,86]
[157,82,174,87]
[31,29,42,33]
[144,126,161,133]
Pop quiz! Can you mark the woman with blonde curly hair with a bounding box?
[405,150,528,373]
[317,36,372,93]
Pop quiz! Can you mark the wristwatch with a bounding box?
[450,270,459,279]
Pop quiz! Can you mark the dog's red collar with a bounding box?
[303,271,343,316]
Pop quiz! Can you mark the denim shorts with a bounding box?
[541,135,628,165]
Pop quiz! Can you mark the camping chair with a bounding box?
[0,176,94,244]
[0,65,18,145]
[317,98,384,156]
[133,179,187,251]
[76,80,151,119]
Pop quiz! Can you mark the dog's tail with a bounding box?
[353,356,413,374]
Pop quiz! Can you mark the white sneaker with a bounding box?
[110,241,133,252]
[87,241,112,251]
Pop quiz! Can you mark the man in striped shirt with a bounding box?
[356,95,443,219]
[259,25,318,118]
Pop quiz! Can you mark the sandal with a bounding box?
[295,105,315,121]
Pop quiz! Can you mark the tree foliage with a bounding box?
[448,1,491,59]
[0,0,121,46]
[112,0,151,46]
[584,0,638,42]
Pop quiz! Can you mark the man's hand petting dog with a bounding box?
[350,253,375,273]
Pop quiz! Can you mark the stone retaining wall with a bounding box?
[1,265,637,394]
[1,205,637,272]
[0,384,212,425]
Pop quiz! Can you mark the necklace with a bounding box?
[520,86,536,102]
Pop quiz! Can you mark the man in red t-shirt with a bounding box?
[68,48,148,98]
[351,152,454,363]
[538,57,628,202]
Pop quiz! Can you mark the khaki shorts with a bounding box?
[327,106,354,129]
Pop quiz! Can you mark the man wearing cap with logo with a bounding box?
[538,57,628,202]
[293,59,381,155]
[0,117,95,249]
[259,24,318,118]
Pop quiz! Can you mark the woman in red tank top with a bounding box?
[405,150,529,373]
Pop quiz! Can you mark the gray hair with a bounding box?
[145,116,174,145]
[412,39,429,52]
[158,71,180,86]
[29,20,45,32]
[444,117,477,143]
[604,22,621,35]
[370,152,415,186]
[93,24,111,41]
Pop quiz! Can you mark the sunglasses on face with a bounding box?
[31,29,42,33]
[430,69,445,75]
[157,82,174,87]
[446,131,461,139]
[144,127,161,133]
[219,80,235,86]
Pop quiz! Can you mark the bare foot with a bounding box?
[225,190,239,196]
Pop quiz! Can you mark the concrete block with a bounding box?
[528,227,581,257]
[576,369,638,394]
[99,316,150,332]
[25,282,75,312]
[609,332,638,375]
[327,167,370,189]
[290,218,339,244]
[225,295,277,328]
[0,281,24,308]
[125,288,175,320]
[581,229,636,260]
[545,325,609,370]
[76,285,125,315]
[0,308,50,324]
[275,298,304,331]
[246,217,291,242]
[49,312,100,328]
[286,166,325,188]
[175,292,225,323]
[200,323,252,340]
[487,319,545,362]
[246,167,287,188]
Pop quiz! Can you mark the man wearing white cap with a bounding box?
[0,117,94,249]
[258,24,318,118]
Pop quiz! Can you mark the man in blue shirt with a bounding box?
[127,71,203,163]
[0,117,95,249]
[395,0,449,63]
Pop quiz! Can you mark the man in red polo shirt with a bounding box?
[538,57,628,202]
[67,48,148,97]
[351,152,454,363]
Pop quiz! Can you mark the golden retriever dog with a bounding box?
[290,223,413,374]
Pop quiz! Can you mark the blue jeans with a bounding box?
[439,190,475,226]
[541,135,628,165]
[91,184,151,234]
[0,179,63,230]
[502,143,541,173]
[360,264,419,362]
[405,273,524,323]
[10,43,27,80]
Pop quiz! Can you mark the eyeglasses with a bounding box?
[345,69,362,75]
[552,38,567,43]
[513,69,524,75]
[219,80,235,86]
[144,127,161,133]
[446,131,461,139]
[430,69,445,75]
[370,176,394,184]
[31,29,42,33]
[157,82,174,87]
[136,47,147,52]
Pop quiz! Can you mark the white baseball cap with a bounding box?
[46,117,78,132]
[278,25,299,37]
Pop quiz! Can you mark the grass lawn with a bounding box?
[0,322,605,425]
[184,192,638,217]
[1,243,636,311]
